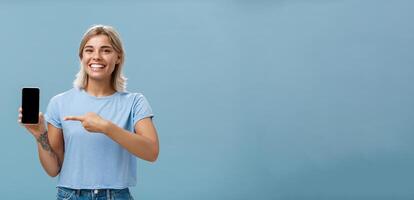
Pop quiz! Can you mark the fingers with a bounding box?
[18,108,44,125]
[17,107,22,124]
[64,116,85,121]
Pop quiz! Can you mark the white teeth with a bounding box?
[90,64,105,68]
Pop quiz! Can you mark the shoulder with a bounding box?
[119,91,152,110]
[122,91,154,118]
[118,91,147,101]
[49,88,80,103]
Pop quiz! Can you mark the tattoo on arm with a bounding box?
[36,131,62,171]
[37,131,52,152]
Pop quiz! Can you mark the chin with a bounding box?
[87,73,111,81]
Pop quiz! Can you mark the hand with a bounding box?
[64,112,109,134]
[18,107,47,139]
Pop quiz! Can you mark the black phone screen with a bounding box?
[21,88,39,124]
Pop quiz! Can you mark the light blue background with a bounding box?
[1,0,413,199]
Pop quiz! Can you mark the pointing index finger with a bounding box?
[64,116,85,121]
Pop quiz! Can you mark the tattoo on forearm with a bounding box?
[36,131,62,171]
[37,131,51,152]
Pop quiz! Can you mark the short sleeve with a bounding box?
[44,96,62,129]
[132,94,154,127]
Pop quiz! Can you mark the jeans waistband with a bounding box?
[58,187,130,198]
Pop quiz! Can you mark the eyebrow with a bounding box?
[84,45,113,49]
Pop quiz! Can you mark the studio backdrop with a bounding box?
[0,0,413,199]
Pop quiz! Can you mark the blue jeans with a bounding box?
[56,187,134,200]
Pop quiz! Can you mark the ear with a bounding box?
[116,55,121,64]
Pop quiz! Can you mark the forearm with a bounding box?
[104,122,158,162]
[36,131,62,177]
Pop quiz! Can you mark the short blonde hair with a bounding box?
[73,24,127,92]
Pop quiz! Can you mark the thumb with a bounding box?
[38,112,45,123]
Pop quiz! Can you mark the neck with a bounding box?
[84,78,116,97]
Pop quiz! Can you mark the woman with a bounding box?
[18,24,159,200]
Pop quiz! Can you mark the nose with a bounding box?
[92,51,102,60]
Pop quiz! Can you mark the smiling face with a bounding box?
[81,34,120,83]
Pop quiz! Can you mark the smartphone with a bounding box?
[21,87,40,124]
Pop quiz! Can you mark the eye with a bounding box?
[103,49,112,53]
[84,49,93,53]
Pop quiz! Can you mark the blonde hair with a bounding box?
[73,24,127,92]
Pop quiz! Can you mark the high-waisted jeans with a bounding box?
[56,187,134,200]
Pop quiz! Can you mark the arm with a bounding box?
[37,123,64,177]
[104,118,159,162]
[64,113,159,162]
[18,108,64,177]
